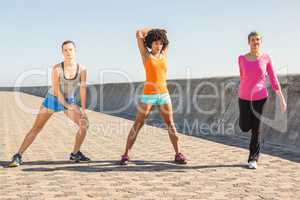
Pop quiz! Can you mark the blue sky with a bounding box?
[1,0,299,86]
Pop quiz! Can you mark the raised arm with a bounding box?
[160,28,168,56]
[136,28,152,62]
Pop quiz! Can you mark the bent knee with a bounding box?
[239,125,251,132]
[79,118,89,129]
[239,120,251,132]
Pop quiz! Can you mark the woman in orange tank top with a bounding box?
[119,28,187,165]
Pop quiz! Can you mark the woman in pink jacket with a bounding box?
[238,31,286,169]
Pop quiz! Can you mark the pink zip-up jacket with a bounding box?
[238,53,281,101]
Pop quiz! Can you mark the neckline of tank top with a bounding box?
[148,53,166,61]
[145,55,166,65]
[61,62,79,80]
[243,53,266,62]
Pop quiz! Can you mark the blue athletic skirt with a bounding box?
[42,92,79,112]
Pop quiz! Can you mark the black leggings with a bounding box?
[238,98,267,162]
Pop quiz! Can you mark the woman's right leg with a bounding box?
[17,106,53,155]
[123,103,152,156]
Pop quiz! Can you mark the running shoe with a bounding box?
[70,151,90,162]
[248,160,257,169]
[120,154,129,165]
[174,153,187,164]
[8,153,23,167]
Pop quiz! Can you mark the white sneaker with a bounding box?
[248,161,257,169]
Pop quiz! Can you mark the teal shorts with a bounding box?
[140,93,171,105]
[42,92,79,112]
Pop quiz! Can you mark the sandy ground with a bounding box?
[0,92,299,200]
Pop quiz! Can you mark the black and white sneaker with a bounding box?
[70,151,90,163]
[8,153,23,168]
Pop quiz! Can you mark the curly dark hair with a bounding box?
[144,29,169,51]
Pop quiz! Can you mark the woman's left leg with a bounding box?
[64,105,90,162]
[248,98,267,162]
[158,103,187,164]
[158,103,179,153]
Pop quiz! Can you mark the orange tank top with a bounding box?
[143,55,168,94]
